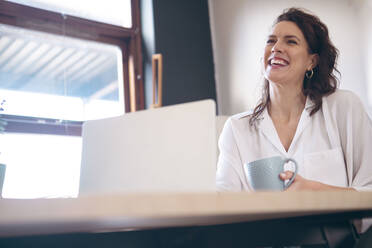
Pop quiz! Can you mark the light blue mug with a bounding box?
[244,156,298,191]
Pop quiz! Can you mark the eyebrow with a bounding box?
[268,35,301,41]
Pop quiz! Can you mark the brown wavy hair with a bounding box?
[249,8,340,126]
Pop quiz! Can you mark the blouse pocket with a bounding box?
[303,147,347,187]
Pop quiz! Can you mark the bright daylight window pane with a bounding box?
[1,133,82,199]
[0,24,125,199]
[0,24,125,121]
[7,0,132,28]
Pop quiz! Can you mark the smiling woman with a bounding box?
[264,21,318,96]
[250,9,339,126]
[216,8,372,194]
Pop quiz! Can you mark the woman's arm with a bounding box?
[337,92,372,191]
[280,172,356,191]
[216,118,244,192]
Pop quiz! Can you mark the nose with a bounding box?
[271,40,283,53]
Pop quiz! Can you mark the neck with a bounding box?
[268,82,306,122]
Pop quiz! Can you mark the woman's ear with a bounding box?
[309,53,319,70]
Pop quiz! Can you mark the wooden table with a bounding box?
[0,191,371,247]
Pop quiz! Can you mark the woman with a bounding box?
[216,8,372,192]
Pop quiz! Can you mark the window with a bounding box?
[8,0,133,28]
[0,24,125,121]
[0,0,144,198]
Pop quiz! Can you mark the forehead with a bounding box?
[269,21,305,39]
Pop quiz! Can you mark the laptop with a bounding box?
[79,100,217,195]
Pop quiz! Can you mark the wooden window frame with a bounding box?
[0,0,144,136]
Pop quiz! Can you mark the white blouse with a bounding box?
[216,90,372,192]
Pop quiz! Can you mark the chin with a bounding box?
[265,75,286,85]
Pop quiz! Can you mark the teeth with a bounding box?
[271,59,288,65]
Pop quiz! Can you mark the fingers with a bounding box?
[279,171,294,180]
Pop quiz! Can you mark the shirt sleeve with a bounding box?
[337,92,372,191]
[216,118,244,192]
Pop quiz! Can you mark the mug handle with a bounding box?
[283,158,298,190]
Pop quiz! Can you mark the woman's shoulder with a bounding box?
[231,110,253,119]
[323,89,370,124]
[222,110,256,133]
[324,89,364,109]
[219,110,253,129]
[226,110,254,126]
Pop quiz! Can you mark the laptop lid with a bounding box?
[79,100,217,195]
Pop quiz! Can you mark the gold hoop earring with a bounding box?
[305,69,314,79]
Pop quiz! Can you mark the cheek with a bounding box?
[296,57,312,71]
[294,51,312,67]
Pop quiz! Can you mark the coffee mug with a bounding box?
[0,163,5,198]
[244,156,298,191]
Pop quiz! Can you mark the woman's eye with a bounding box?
[266,39,275,44]
[288,40,298,44]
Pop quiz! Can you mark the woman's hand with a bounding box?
[279,171,356,191]
[279,171,314,191]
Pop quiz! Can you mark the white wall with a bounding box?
[208,0,371,115]
[356,0,372,109]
